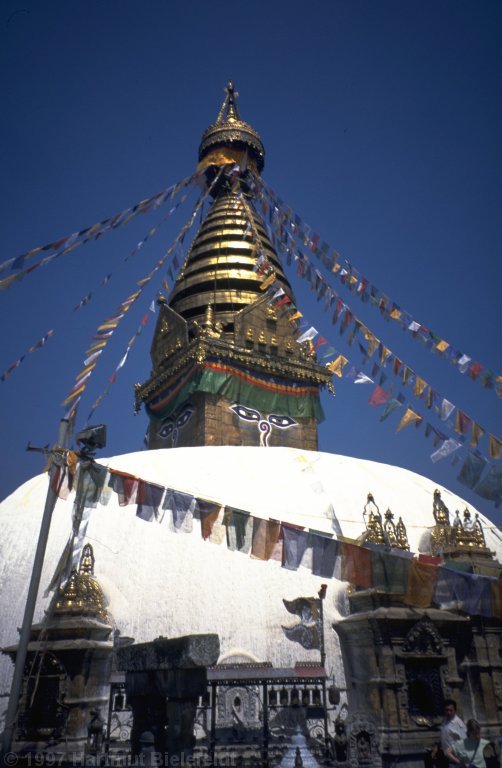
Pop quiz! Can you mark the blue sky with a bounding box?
[1,1,501,528]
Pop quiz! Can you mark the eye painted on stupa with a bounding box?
[176,405,194,429]
[158,419,174,439]
[230,404,261,422]
[268,414,297,429]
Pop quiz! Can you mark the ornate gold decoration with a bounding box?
[362,493,386,546]
[198,82,265,172]
[395,516,410,550]
[54,544,107,621]
[429,490,493,558]
[381,509,410,550]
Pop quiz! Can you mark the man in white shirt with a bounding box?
[440,699,467,767]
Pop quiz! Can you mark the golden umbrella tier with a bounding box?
[168,190,292,330]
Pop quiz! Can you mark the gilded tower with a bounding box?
[136,83,332,450]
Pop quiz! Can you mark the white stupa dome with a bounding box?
[1,446,501,709]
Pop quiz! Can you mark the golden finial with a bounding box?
[363,493,386,546]
[54,543,107,621]
[395,516,410,550]
[384,509,398,547]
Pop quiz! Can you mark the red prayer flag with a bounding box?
[368,385,390,407]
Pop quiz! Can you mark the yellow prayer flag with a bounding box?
[0,273,20,290]
[260,272,276,291]
[332,264,341,273]
[75,362,96,381]
[470,422,485,449]
[362,327,379,357]
[288,311,303,322]
[97,322,118,331]
[326,354,348,377]
[62,384,86,406]
[88,341,108,351]
[435,340,449,353]
[380,346,391,365]
[396,407,421,432]
[414,377,427,398]
[389,308,401,320]
[489,434,502,460]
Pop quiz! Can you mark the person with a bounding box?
[445,718,489,768]
[440,699,466,766]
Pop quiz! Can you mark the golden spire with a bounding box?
[198,81,265,172]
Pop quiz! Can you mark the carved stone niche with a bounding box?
[346,712,382,768]
[398,617,446,724]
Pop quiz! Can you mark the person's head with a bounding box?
[466,719,481,740]
[443,699,457,720]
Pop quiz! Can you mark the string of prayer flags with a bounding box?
[1,329,54,382]
[0,175,195,290]
[63,167,225,420]
[260,180,501,401]
[246,182,500,487]
[274,226,501,463]
[87,462,502,613]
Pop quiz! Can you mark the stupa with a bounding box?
[1,83,501,768]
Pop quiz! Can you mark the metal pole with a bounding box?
[318,584,329,763]
[1,419,69,758]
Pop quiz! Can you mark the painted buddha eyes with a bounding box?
[268,414,296,428]
[157,404,194,444]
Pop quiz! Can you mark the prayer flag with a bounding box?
[368,385,389,407]
[311,531,340,578]
[197,499,223,540]
[396,408,422,432]
[435,340,449,353]
[282,524,309,570]
[371,550,411,594]
[440,399,455,421]
[326,354,348,377]
[457,354,471,373]
[457,452,487,490]
[341,542,372,588]
[430,438,462,463]
[136,480,165,522]
[414,377,427,398]
[223,507,253,553]
[455,411,471,436]
[403,561,437,608]
[251,518,282,560]
[108,469,138,505]
[379,398,402,422]
[474,465,502,504]
[489,434,502,460]
[297,326,318,344]
[354,371,373,385]
[163,489,196,532]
